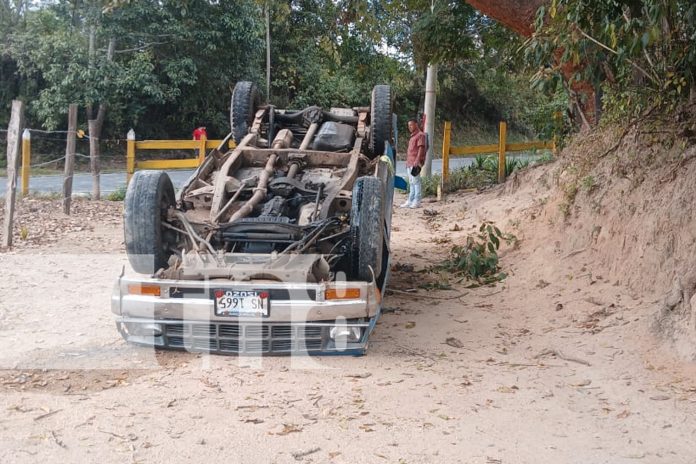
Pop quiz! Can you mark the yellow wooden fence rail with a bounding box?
[126,130,236,183]
[441,121,555,184]
[21,129,31,196]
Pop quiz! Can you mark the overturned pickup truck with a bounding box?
[112,82,396,355]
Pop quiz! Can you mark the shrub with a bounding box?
[437,221,513,285]
[420,167,496,196]
[106,186,127,201]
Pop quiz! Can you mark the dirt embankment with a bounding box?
[503,104,696,359]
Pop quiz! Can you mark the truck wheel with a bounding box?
[124,170,177,274]
[350,176,384,281]
[230,81,261,144]
[368,85,393,158]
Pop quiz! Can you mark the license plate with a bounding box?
[214,290,269,317]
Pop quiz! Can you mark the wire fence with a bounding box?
[1,128,130,168]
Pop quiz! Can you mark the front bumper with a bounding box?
[112,276,380,355]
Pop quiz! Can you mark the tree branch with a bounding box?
[108,41,169,54]
[574,25,659,86]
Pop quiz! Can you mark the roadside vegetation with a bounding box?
[435,221,514,287]
[417,151,553,196]
[0,1,561,164]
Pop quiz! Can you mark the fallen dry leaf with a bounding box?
[274,423,303,435]
[497,386,519,394]
[445,337,465,348]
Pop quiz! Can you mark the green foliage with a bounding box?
[473,154,487,170]
[525,0,696,120]
[437,221,512,285]
[106,185,126,201]
[0,0,564,147]
[478,155,531,178]
[410,1,477,66]
[2,0,262,136]
[420,167,496,196]
[581,175,597,192]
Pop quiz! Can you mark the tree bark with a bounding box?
[465,0,600,127]
[265,1,271,100]
[2,100,25,248]
[63,104,78,215]
[88,118,100,200]
[87,38,114,200]
[465,0,543,36]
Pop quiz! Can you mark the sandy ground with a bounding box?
[1,179,696,464]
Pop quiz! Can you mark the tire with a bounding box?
[230,81,261,144]
[124,170,177,274]
[350,176,384,281]
[368,84,393,158]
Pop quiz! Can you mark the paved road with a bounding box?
[1,156,540,195]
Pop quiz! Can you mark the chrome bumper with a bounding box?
[112,276,380,355]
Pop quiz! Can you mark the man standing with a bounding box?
[401,119,426,208]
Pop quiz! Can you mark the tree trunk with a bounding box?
[2,100,25,249]
[62,104,78,215]
[88,118,101,200]
[465,0,600,127]
[265,1,271,100]
[86,25,95,121]
[465,0,543,36]
[87,38,115,200]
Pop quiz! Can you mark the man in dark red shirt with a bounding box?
[400,119,426,208]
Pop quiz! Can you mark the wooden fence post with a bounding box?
[2,100,25,248]
[62,103,78,215]
[497,121,507,184]
[198,134,207,164]
[21,128,31,197]
[89,119,101,200]
[442,121,451,185]
[126,129,135,184]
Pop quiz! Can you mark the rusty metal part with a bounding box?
[287,163,299,179]
[319,137,363,219]
[209,133,256,221]
[174,211,216,255]
[212,177,251,223]
[311,183,324,222]
[271,129,294,150]
[250,108,267,136]
[228,129,293,223]
[357,111,368,139]
[299,122,319,150]
[286,153,306,179]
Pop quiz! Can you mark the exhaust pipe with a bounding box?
[228,129,293,222]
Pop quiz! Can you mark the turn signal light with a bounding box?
[325,288,361,300]
[128,284,161,297]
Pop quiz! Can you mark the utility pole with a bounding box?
[421,0,438,177]
[422,63,437,177]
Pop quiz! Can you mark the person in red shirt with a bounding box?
[192,126,207,140]
[400,119,426,208]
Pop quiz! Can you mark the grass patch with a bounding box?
[421,168,496,196]
[106,186,127,201]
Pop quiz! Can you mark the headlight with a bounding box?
[329,326,362,342]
